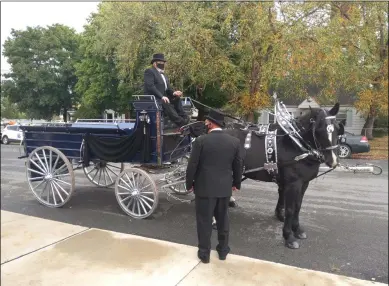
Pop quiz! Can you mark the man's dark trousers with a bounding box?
[161,96,188,126]
[195,196,230,258]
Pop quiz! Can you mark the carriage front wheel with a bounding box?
[26,146,75,208]
[115,168,158,219]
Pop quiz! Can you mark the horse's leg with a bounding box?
[292,182,309,239]
[275,183,285,222]
[283,180,302,249]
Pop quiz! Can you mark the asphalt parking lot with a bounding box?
[1,143,388,283]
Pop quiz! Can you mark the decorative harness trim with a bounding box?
[241,99,340,182]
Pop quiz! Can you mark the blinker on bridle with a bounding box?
[311,113,339,151]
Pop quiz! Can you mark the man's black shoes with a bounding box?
[198,253,210,264]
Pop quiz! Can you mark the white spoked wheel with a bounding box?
[165,155,190,195]
[115,168,158,219]
[83,160,124,188]
[26,146,75,208]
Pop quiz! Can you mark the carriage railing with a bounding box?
[132,95,160,109]
[74,118,136,129]
[75,119,136,123]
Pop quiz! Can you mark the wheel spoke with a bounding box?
[126,197,134,209]
[87,166,98,175]
[29,159,46,175]
[139,196,152,210]
[34,153,48,173]
[120,177,133,191]
[32,179,46,191]
[120,195,132,203]
[139,198,147,214]
[49,150,53,173]
[141,191,155,195]
[51,155,60,173]
[106,163,122,170]
[91,168,99,182]
[29,176,45,181]
[105,168,114,183]
[132,172,137,188]
[98,168,102,185]
[131,198,136,213]
[53,173,70,178]
[52,180,69,196]
[106,165,119,176]
[125,173,135,189]
[53,178,71,186]
[139,184,151,192]
[103,168,107,186]
[140,195,154,204]
[52,164,67,176]
[136,199,141,215]
[28,168,45,176]
[51,181,64,203]
[42,149,50,175]
[50,182,57,205]
[118,185,131,192]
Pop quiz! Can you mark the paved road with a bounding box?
[1,144,388,283]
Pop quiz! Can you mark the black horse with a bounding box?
[223,103,344,249]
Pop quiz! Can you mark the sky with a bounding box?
[1,1,100,76]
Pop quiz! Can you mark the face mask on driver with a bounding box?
[156,63,165,70]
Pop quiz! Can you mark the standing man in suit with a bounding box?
[144,53,189,127]
[186,110,242,263]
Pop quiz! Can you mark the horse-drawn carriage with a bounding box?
[18,95,198,219]
[18,94,382,248]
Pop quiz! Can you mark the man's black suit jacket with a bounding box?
[143,67,174,100]
[185,130,243,198]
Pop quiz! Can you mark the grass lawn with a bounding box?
[352,135,388,160]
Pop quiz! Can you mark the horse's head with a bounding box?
[304,103,344,168]
[297,103,344,167]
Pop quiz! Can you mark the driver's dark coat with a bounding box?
[143,67,174,100]
[185,130,243,197]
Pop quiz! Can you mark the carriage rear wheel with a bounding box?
[165,155,191,195]
[83,160,124,188]
[115,168,158,219]
[26,146,75,208]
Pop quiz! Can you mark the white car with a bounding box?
[1,125,24,144]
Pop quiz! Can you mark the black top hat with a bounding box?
[205,109,225,128]
[151,53,167,64]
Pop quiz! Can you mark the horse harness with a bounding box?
[240,100,339,182]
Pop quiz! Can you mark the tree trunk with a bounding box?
[195,85,207,121]
[361,113,375,140]
[63,108,68,123]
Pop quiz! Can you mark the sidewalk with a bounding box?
[1,210,386,286]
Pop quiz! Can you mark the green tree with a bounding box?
[2,24,81,121]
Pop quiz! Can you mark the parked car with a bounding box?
[338,131,370,158]
[1,124,24,144]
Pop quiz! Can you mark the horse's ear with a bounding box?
[309,105,312,116]
[340,119,346,126]
[329,102,340,116]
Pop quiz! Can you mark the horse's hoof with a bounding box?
[285,239,300,249]
[229,201,238,208]
[294,231,307,239]
[275,210,285,222]
[212,223,217,230]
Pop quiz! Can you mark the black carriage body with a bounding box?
[20,95,191,166]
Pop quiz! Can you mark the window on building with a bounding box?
[268,113,275,124]
[336,111,348,126]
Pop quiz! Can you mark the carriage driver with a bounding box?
[143,53,190,127]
